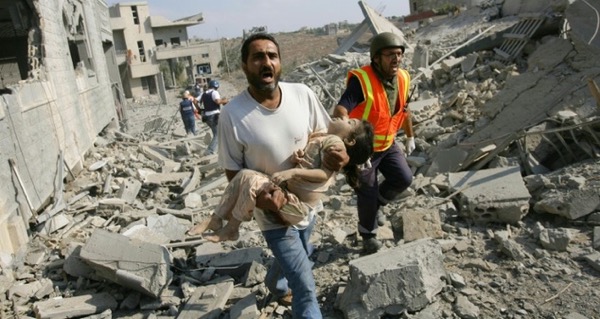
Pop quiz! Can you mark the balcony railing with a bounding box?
[154,41,208,60]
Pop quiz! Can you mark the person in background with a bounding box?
[193,80,203,98]
[179,90,197,136]
[216,33,348,318]
[200,79,229,156]
[333,32,415,254]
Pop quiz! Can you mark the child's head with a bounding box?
[328,118,374,188]
[327,118,374,166]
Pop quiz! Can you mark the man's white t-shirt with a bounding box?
[218,82,331,230]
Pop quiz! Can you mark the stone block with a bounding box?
[80,229,173,297]
[448,166,530,224]
[337,239,446,318]
[401,208,444,242]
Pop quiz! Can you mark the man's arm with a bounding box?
[333,104,349,119]
[216,97,229,105]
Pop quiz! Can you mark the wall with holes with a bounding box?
[0,0,117,266]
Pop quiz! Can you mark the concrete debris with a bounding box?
[2,1,600,319]
[447,166,531,224]
[337,239,446,317]
[79,229,173,298]
[33,292,117,319]
[177,278,234,319]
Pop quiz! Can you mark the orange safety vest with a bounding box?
[346,65,411,152]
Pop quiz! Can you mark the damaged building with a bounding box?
[0,0,121,265]
[109,2,223,100]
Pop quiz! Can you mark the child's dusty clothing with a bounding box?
[215,133,344,225]
[214,169,304,225]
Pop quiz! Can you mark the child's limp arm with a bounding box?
[271,168,332,185]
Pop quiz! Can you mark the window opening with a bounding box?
[131,5,139,25]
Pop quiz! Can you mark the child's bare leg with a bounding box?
[204,218,242,242]
[187,215,223,236]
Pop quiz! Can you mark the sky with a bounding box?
[107,0,411,40]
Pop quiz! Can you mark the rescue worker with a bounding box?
[333,32,415,254]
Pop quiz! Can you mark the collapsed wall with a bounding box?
[0,0,119,266]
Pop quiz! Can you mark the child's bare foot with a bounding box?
[204,220,241,242]
[187,216,222,236]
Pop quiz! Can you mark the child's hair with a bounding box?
[343,120,374,188]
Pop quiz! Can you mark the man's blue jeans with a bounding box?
[181,114,196,135]
[263,215,321,319]
[205,114,219,154]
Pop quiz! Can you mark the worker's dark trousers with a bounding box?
[356,142,413,235]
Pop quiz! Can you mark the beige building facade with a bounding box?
[109,1,222,100]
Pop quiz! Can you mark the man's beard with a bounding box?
[246,70,280,93]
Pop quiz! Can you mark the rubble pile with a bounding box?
[2,4,600,319]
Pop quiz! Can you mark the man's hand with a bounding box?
[323,145,349,171]
[290,149,307,165]
[256,183,288,212]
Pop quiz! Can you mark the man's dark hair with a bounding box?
[241,33,281,64]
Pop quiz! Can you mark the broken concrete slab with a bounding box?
[8,280,43,300]
[195,242,228,266]
[144,171,192,185]
[241,260,267,287]
[33,292,117,319]
[121,224,171,245]
[177,279,234,319]
[181,167,201,195]
[116,177,142,204]
[448,166,531,224]
[534,188,600,220]
[79,229,173,297]
[426,148,469,176]
[228,292,260,319]
[146,213,190,242]
[63,242,96,278]
[337,239,446,318]
[209,247,264,279]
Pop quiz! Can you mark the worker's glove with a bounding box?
[405,137,416,155]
